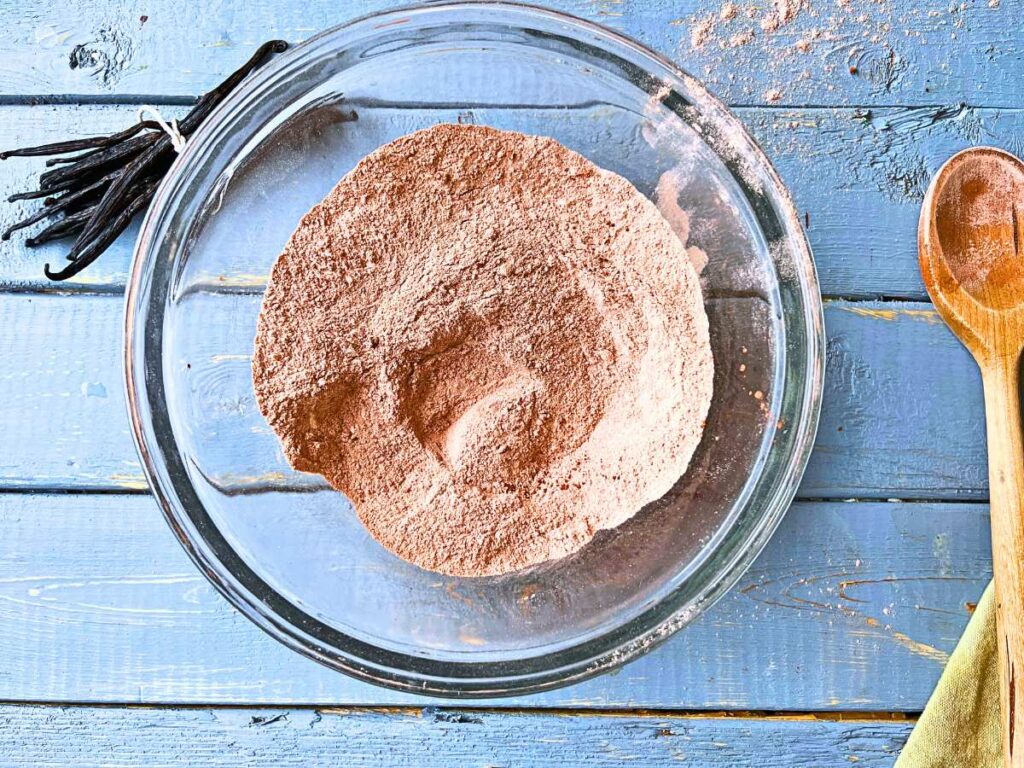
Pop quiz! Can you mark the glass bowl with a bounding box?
[125,2,824,697]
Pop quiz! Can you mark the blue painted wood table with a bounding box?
[0,0,1015,764]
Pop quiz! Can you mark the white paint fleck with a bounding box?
[34,25,73,47]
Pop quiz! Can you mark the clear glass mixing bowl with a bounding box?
[125,2,824,697]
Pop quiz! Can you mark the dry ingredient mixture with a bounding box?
[934,153,1024,298]
[253,124,713,577]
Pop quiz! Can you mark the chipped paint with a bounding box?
[202,273,269,288]
[108,472,147,490]
[457,632,487,646]
[855,616,950,663]
[888,629,950,663]
[79,381,107,398]
[67,25,136,88]
[846,104,990,203]
[835,305,942,324]
[933,532,953,576]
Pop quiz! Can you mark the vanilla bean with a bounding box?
[71,42,287,250]
[63,168,161,250]
[4,188,93,239]
[0,40,289,280]
[25,209,92,247]
[39,131,160,190]
[70,138,171,248]
[7,187,56,203]
[46,180,158,280]
[42,121,163,167]
[57,184,108,214]
[43,159,166,214]
[8,174,83,202]
[44,170,117,205]
[193,40,288,111]
[56,177,155,253]
[0,121,159,160]
[1,175,115,240]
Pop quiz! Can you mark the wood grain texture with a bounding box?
[0,0,1017,107]
[0,493,990,708]
[808,300,986,499]
[1,104,1020,297]
[0,705,912,767]
[982,357,1024,767]
[0,293,987,497]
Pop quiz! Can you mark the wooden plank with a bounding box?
[1,104,1018,297]
[0,0,1017,107]
[808,300,986,499]
[0,493,990,708]
[0,294,138,490]
[0,705,912,767]
[0,293,987,498]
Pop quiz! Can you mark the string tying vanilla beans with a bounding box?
[137,105,188,154]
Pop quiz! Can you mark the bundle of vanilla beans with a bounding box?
[0,40,288,280]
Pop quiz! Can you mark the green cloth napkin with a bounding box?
[895,582,1000,767]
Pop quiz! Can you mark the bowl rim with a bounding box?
[124,0,825,697]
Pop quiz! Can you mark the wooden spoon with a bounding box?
[920,147,1024,766]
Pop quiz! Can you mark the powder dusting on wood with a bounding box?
[683,0,1003,101]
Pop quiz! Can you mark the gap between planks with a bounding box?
[0,700,918,723]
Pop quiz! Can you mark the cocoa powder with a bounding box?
[253,124,713,577]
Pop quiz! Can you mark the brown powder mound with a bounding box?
[253,124,713,577]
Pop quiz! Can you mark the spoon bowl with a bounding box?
[922,148,1024,352]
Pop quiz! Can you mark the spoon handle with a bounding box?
[982,352,1024,767]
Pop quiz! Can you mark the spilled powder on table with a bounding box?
[682,0,1004,102]
[691,15,716,48]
